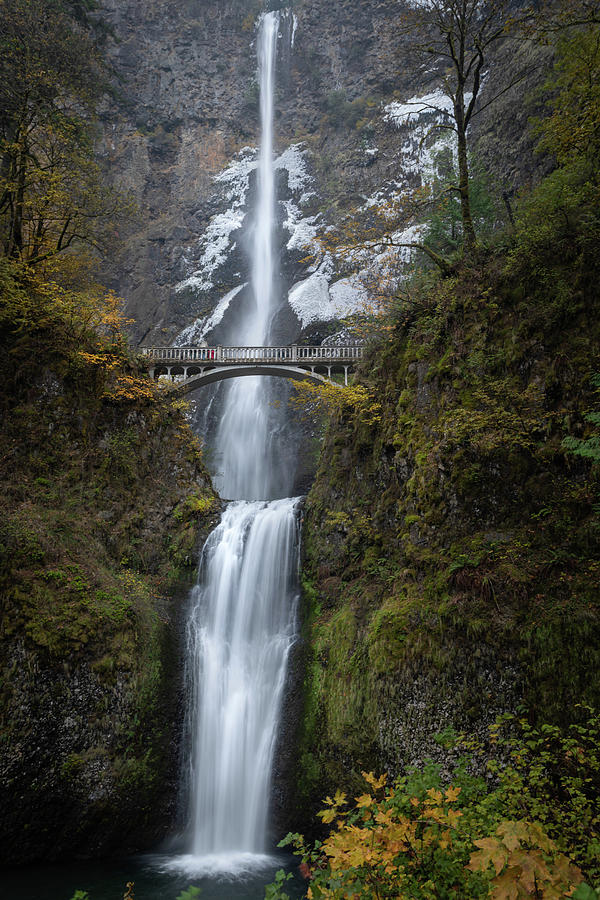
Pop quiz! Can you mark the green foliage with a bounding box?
[424,155,500,257]
[0,0,129,265]
[563,376,600,464]
[272,769,579,899]
[300,9,600,830]
[264,869,293,900]
[270,712,600,898]
[537,19,600,172]
[483,708,600,881]
[322,91,375,130]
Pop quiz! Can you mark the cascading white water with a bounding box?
[168,10,300,876]
[214,10,283,502]
[184,499,299,866]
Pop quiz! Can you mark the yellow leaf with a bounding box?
[511,849,552,893]
[375,810,394,827]
[445,785,461,803]
[489,865,520,900]
[318,809,337,824]
[355,794,374,808]
[468,837,509,876]
[362,771,387,790]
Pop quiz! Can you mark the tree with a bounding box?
[318,1,536,288]
[399,0,535,256]
[0,0,123,266]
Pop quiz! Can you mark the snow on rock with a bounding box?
[275,143,313,197]
[283,200,320,253]
[329,276,368,316]
[288,274,331,327]
[383,87,471,177]
[384,89,454,126]
[214,146,257,202]
[276,145,321,258]
[175,210,244,294]
[175,148,257,296]
[173,285,246,345]
[288,272,367,329]
[176,144,316,299]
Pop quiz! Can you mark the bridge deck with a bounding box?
[141,345,364,365]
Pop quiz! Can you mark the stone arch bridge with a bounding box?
[141,345,364,393]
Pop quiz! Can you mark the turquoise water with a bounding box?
[1,852,305,900]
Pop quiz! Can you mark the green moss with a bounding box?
[367,595,413,674]
[299,239,600,807]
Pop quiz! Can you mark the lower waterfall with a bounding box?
[183,499,299,866]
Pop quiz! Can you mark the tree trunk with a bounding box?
[9,145,26,258]
[455,96,477,255]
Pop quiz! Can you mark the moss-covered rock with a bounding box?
[298,245,600,815]
[0,287,219,863]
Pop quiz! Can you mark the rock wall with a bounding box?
[295,245,600,817]
[0,322,219,863]
[97,0,549,346]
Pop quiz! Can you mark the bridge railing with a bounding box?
[141,345,364,363]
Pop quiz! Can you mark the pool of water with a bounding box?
[1,851,305,900]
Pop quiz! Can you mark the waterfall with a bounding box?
[167,10,300,876]
[213,10,286,502]
[185,499,299,864]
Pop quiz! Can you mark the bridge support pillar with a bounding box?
[327,366,331,379]
[344,366,349,386]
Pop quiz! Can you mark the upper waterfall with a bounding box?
[213,9,292,502]
[249,11,278,346]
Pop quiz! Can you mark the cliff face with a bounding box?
[98,0,549,346]
[0,288,219,863]
[296,242,600,811]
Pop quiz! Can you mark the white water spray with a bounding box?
[214,11,284,501]
[182,499,299,868]
[168,11,300,876]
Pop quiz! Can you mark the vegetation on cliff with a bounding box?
[0,0,218,865]
[282,4,600,895]
[0,257,218,863]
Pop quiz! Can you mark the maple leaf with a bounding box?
[364,772,387,791]
[490,865,521,900]
[468,837,509,876]
[512,849,552,893]
[551,853,583,887]
[355,794,374,809]
[375,809,394,827]
[446,809,463,828]
[445,785,462,803]
[318,808,337,824]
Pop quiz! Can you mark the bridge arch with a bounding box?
[169,364,330,395]
[143,345,363,391]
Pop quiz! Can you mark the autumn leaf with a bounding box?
[445,785,461,803]
[318,808,337,824]
[490,865,520,900]
[468,837,509,876]
[362,771,387,791]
